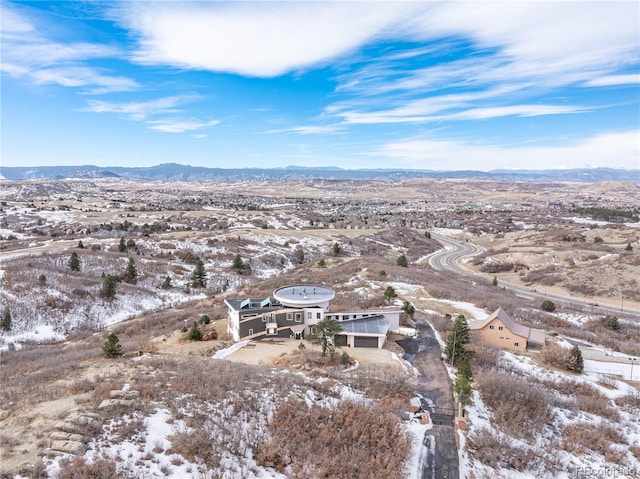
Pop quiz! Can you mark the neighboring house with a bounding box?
[224,284,400,348]
[469,308,548,352]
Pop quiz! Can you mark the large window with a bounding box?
[295,313,302,322]
[287,313,293,320]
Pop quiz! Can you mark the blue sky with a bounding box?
[1,1,639,171]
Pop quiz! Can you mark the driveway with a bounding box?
[397,321,459,479]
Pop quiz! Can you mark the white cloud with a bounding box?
[263,125,344,135]
[117,2,415,77]
[83,96,198,121]
[30,66,139,95]
[374,130,640,171]
[147,119,219,133]
[584,73,640,87]
[1,3,138,94]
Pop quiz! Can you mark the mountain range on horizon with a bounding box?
[0,163,638,184]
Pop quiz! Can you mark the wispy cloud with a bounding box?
[1,3,139,94]
[147,119,219,133]
[584,73,640,87]
[83,95,199,121]
[373,130,640,171]
[262,125,344,135]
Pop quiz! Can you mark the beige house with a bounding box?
[469,308,548,351]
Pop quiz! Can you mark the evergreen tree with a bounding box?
[308,317,343,358]
[453,359,473,406]
[625,242,633,251]
[601,315,621,332]
[333,242,341,256]
[2,307,12,331]
[425,231,431,239]
[383,285,397,304]
[102,332,123,358]
[294,246,305,264]
[125,257,138,284]
[77,240,85,249]
[318,258,326,268]
[192,259,207,287]
[541,300,556,312]
[492,276,498,286]
[101,274,118,299]
[118,237,126,253]
[444,315,471,365]
[568,345,584,373]
[396,254,408,267]
[187,321,203,341]
[162,275,172,289]
[232,254,245,273]
[68,251,81,272]
[402,301,416,319]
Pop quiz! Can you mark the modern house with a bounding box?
[224,285,401,348]
[469,308,548,352]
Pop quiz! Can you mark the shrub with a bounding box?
[102,333,123,358]
[198,315,211,325]
[540,300,556,312]
[187,322,203,341]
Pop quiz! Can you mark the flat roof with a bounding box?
[273,285,335,306]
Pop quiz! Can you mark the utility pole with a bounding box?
[629,357,637,382]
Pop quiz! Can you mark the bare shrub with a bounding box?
[258,400,410,479]
[561,422,625,455]
[475,369,552,438]
[468,428,546,472]
[57,456,134,479]
[539,342,570,370]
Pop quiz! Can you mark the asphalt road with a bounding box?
[427,231,640,319]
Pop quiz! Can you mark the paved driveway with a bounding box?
[397,321,459,479]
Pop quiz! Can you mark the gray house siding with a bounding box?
[239,317,266,338]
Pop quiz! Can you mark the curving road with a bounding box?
[426,232,640,320]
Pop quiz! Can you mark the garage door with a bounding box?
[354,336,379,348]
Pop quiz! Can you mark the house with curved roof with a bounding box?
[224,284,400,348]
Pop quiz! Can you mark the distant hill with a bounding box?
[0,163,638,183]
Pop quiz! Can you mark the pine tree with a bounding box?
[232,254,245,273]
[625,242,633,251]
[187,321,203,341]
[308,317,343,358]
[444,315,471,365]
[333,242,341,256]
[102,332,123,358]
[118,237,126,253]
[568,345,584,373]
[383,286,397,304]
[453,359,473,406]
[294,246,305,264]
[162,275,172,289]
[402,301,416,319]
[101,274,118,299]
[396,254,408,267]
[68,251,81,271]
[2,307,12,331]
[125,257,138,284]
[192,259,207,287]
[492,276,498,286]
[318,258,326,268]
[77,240,85,249]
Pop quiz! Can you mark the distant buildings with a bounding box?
[225,285,400,348]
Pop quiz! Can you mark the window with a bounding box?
[287,313,293,320]
[316,312,321,319]
[295,313,302,322]
[248,329,253,336]
[514,342,519,347]
[489,325,494,330]
[267,327,277,336]
[262,316,267,322]
[307,312,312,319]
[498,326,504,331]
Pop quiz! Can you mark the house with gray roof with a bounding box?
[468,308,549,352]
